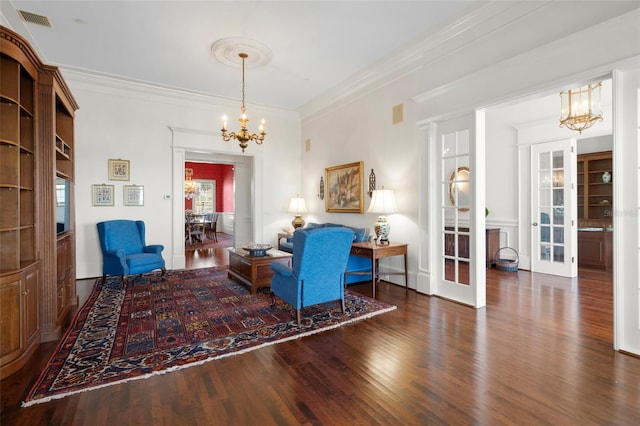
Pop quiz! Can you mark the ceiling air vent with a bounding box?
[17,10,53,28]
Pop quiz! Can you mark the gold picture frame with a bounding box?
[108,159,130,181]
[325,161,364,213]
[92,184,114,206]
[123,185,144,206]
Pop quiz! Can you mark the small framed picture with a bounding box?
[92,184,114,206]
[108,159,130,181]
[123,185,144,206]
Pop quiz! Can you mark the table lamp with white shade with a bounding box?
[367,187,397,245]
[288,195,308,229]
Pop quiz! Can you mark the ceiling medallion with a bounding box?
[211,37,272,69]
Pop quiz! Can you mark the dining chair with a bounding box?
[185,213,204,245]
[204,213,219,242]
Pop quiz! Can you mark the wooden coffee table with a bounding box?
[227,247,292,294]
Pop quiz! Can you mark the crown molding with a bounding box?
[61,66,299,119]
[299,0,537,121]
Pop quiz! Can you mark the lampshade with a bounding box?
[367,188,397,214]
[287,196,308,214]
[367,188,397,245]
[287,195,307,229]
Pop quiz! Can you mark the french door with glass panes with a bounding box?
[530,140,577,277]
[436,113,486,308]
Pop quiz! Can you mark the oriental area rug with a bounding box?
[23,267,395,407]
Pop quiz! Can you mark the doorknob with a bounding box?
[532,222,538,226]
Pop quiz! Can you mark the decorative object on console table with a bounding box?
[367,187,398,245]
[287,195,307,229]
[108,159,130,181]
[241,243,273,257]
[325,161,364,213]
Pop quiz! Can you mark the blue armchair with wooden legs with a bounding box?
[270,227,355,325]
[97,220,166,285]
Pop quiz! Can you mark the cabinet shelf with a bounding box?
[0,95,18,107]
[577,151,613,226]
[56,170,70,180]
[55,136,71,160]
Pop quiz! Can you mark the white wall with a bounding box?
[68,71,301,278]
[301,82,421,287]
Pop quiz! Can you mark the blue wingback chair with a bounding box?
[97,220,166,284]
[270,227,355,325]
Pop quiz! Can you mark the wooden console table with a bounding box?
[228,248,292,294]
[348,242,408,298]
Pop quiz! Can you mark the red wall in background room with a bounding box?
[184,162,234,212]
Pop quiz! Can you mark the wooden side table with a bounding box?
[348,241,408,298]
[277,232,292,250]
[227,248,292,294]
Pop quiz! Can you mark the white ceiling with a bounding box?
[2,0,475,111]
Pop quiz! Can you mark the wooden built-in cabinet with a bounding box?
[0,263,39,378]
[578,229,612,271]
[577,151,613,227]
[576,151,613,271]
[0,26,78,378]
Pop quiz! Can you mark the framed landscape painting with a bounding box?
[325,161,364,213]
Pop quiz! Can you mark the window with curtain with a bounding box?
[193,180,216,214]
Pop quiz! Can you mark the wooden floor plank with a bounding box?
[2,248,639,424]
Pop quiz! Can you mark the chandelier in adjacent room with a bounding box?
[184,168,200,199]
[559,82,603,133]
[221,52,266,152]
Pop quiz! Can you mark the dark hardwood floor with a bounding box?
[2,246,639,425]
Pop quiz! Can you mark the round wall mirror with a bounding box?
[449,166,470,212]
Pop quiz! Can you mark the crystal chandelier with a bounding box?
[221,52,266,152]
[559,82,603,133]
[184,168,200,199]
